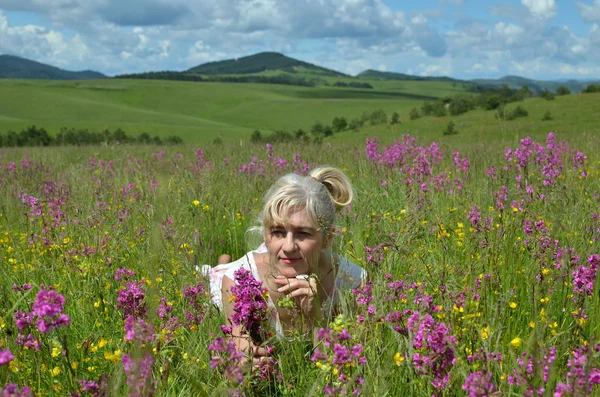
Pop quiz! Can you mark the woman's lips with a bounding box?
[280,258,301,264]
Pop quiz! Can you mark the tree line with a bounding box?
[407,83,592,121]
[0,126,183,147]
[115,71,374,89]
[249,108,400,144]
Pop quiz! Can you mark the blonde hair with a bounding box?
[254,166,353,239]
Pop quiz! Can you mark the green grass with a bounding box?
[0,77,468,143]
[1,135,599,396]
[1,78,599,148]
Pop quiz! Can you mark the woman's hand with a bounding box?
[251,343,273,368]
[273,275,321,320]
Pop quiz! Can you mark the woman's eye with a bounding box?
[270,229,285,237]
[297,231,311,238]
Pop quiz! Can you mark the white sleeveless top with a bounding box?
[201,246,367,336]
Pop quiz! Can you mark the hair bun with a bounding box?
[310,167,353,210]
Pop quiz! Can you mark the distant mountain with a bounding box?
[358,70,600,93]
[187,52,347,77]
[469,75,598,93]
[358,69,464,83]
[0,54,106,80]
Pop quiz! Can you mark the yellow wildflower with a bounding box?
[394,352,405,366]
[480,327,489,340]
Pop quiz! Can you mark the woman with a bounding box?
[203,166,366,363]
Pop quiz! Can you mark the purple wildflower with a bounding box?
[230,268,272,344]
[0,349,14,366]
[124,316,155,343]
[313,323,367,396]
[122,353,156,397]
[462,372,498,396]
[183,282,209,328]
[115,267,136,282]
[1,384,33,397]
[572,254,599,296]
[407,311,457,390]
[207,337,245,384]
[554,345,600,396]
[32,289,70,333]
[116,280,147,319]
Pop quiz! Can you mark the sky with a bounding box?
[1,0,600,80]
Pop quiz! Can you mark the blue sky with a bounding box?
[1,0,599,80]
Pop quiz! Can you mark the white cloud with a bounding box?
[0,11,89,68]
[577,0,600,23]
[468,62,499,74]
[494,22,525,45]
[521,0,557,19]
[558,64,600,76]
[1,0,599,79]
[418,63,450,76]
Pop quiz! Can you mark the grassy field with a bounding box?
[0,77,473,143]
[1,77,599,146]
[1,132,599,396]
[339,92,600,147]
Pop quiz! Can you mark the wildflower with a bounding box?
[115,267,136,282]
[183,282,209,328]
[1,384,33,397]
[407,311,457,390]
[554,345,600,396]
[104,350,122,364]
[480,327,489,340]
[230,268,272,344]
[156,298,172,320]
[0,349,14,366]
[16,333,40,350]
[13,311,34,331]
[510,337,522,348]
[122,353,156,396]
[394,352,405,366]
[207,337,245,384]
[32,289,70,333]
[572,254,599,296]
[78,376,109,396]
[124,316,155,343]
[116,281,147,319]
[508,302,517,309]
[462,371,498,397]
[313,323,367,396]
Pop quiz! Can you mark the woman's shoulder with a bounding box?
[335,255,367,290]
[202,251,254,280]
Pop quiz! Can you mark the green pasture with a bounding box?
[0,78,599,146]
[1,135,599,396]
[0,78,465,142]
[335,92,600,147]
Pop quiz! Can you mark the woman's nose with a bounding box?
[282,233,297,251]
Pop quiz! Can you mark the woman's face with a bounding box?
[265,210,330,278]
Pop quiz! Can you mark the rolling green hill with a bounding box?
[0,77,598,146]
[0,77,469,143]
[187,52,347,77]
[0,54,106,80]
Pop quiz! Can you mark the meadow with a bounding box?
[1,127,599,395]
[1,78,599,150]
